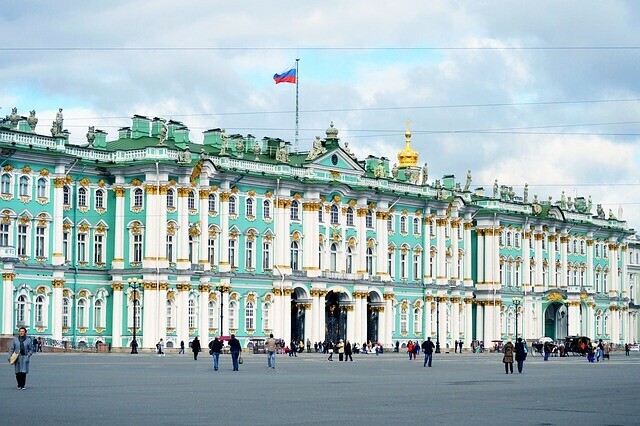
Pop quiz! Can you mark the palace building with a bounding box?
[0,107,638,350]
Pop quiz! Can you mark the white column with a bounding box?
[611,308,620,344]
[586,302,594,340]
[356,206,368,276]
[586,239,594,289]
[221,284,231,336]
[219,193,230,273]
[621,246,628,296]
[436,217,447,285]
[463,222,473,286]
[484,229,495,286]
[143,183,163,269]
[346,305,356,343]
[110,283,123,348]
[51,178,65,265]
[464,299,473,347]
[176,186,190,270]
[317,290,327,342]
[522,230,531,289]
[360,292,369,342]
[377,307,386,347]
[199,188,211,271]
[283,287,292,343]
[477,229,485,284]
[175,283,190,346]
[549,235,557,288]
[534,232,544,288]
[157,283,167,344]
[376,206,390,281]
[476,303,484,343]
[452,297,460,344]
[483,302,495,345]
[303,303,313,345]
[51,278,64,340]
[451,219,460,282]
[282,201,292,273]
[199,283,210,342]
[142,283,158,348]
[353,293,361,343]
[112,187,126,268]
[2,272,17,335]
[384,292,394,347]
[560,235,569,289]
[568,301,581,336]
[302,201,316,272]
[437,297,447,348]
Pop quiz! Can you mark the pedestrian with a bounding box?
[422,337,435,367]
[407,341,414,360]
[228,334,242,371]
[603,342,610,360]
[266,334,277,369]
[543,342,550,361]
[412,341,419,360]
[156,338,165,356]
[625,343,630,356]
[327,340,334,361]
[503,339,515,374]
[336,339,345,361]
[344,339,353,362]
[8,327,35,390]
[209,336,223,371]
[596,340,604,362]
[289,340,297,357]
[307,338,311,353]
[191,337,201,360]
[515,338,527,373]
[454,340,458,353]
[179,340,185,355]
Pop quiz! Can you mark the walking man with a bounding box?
[422,337,435,367]
[9,327,35,390]
[178,340,185,355]
[344,339,353,362]
[156,338,165,356]
[266,334,277,369]
[306,338,311,353]
[454,340,458,353]
[514,337,527,373]
[209,336,223,371]
[229,334,242,371]
[191,336,201,360]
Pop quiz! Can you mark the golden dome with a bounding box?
[397,120,419,167]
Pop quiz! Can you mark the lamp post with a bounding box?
[435,296,441,353]
[127,277,141,354]
[513,297,522,340]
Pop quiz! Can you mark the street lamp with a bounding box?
[435,296,441,353]
[513,297,522,340]
[127,277,141,354]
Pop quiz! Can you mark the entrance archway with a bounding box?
[291,288,308,344]
[367,292,383,343]
[325,291,347,343]
[544,302,568,340]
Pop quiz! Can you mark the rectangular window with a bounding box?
[0,223,9,246]
[94,234,104,264]
[63,231,70,262]
[35,227,45,258]
[17,224,27,257]
[77,233,87,262]
[246,240,254,269]
[167,235,174,263]
[263,242,271,270]
[208,237,216,264]
[229,239,236,268]
[133,234,143,262]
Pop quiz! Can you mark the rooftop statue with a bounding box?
[391,163,399,180]
[275,141,289,163]
[493,179,498,198]
[55,108,64,136]
[523,183,529,203]
[560,191,567,209]
[567,196,574,211]
[235,138,245,159]
[586,195,592,214]
[253,141,261,161]
[374,160,386,179]
[463,170,471,192]
[306,136,326,161]
[86,126,96,146]
[596,204,605,219]
[219,130,228,156]
[9,107,19,129]
[27,110,37,132]
[608,209,616,220]
[422,163,428,185]
[158,120,168,145]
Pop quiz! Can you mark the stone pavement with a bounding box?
[1,350,639,425]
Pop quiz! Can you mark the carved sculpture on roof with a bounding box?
[523,183,529,203]
[391,163,399,180]
[235,138,245,159]
[27,110,37,132]
[422,163,428,185]
[608,209,616,220]
[219,130,228,156]
[596,204,605,219]
[178,150,191,164]
[275,141,289,163]
[567,196,574,211]
[253,141,261,161]
[508,186,515,201]
[560,191,567,209]
[500,185,507,201]
[586,195,592,214]
[55,108,64,136]
[455,182,461,192]
[9,107,19,129]
[493,179,498,198]
[158,119,168,145]
[86,126,96,146]
[343,141,357,160]
[305,136,326,161]
[533,194,538,204]
[463,170,472,192]
[374,160,386,179]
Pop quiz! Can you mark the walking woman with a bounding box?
[8,327,35,390]
[514,338,527,373]
[503,339,515,374]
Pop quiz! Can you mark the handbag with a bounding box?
[9,353,19,365]
[238,354,244,365]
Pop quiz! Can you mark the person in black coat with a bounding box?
[208,337,223,371]
[514,337,527,373]
[228,334,242,371]
[191,337,201,360]
[421,337,435,367]
[344,340,353,362]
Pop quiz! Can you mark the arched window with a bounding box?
[413,252,420,280]
[330,205,339,225]
[245,238,254,269]
[262,302,271,330]
[498,231,504,247]
[0,221,9,247]
[400,308,408,334]
[228,238,236,268]
[78,187,88,207]
[245,301,255,330]
[366,210,373,228]
[506,231,512,247]
[262,242,271,270]
[207,233,216,265]
[413,307,422,334]
[166,233,175,263]
[429,221,435,236]
[580,240,585,255]
[413,218,420,235]
[16,295,28,325]
[246,198,254,216]
[506,262,513,287]
[17,223,27,257]
[346,246,354,274]
[290,241,300,271]
[208,301,217,329]
[318,204,324,222]
[19,176,29,197]
[62,298,70,328]
[166,299,174,328]
[77,299,87,328]
[263,200,271,219]
[515,262,521,287]
[35,225,46,258]
[400,246,408,279]
[366,247,374,275]
[507,311,514,336]
[63,185,71,205]
[133,188,143,208]
[346,207,354,226]
[330,243,338,272]
[387,215,393,231]
[35,295,45,325]
[228,196,237,215]
[94,299,103,328]
[319,243,324,271]
[37,178,47,198]
[400,216,407,234]
[95,189,105,209]
[572,239,578,254]
[167,188,175,209]
[208,193,216,213]
[228,301,237,330]
[595,314,602,335]
[188,299,196,329]
[187,191,195,210]
[290,200,300,220]
[515,233,521,248]
[0,174,10,194]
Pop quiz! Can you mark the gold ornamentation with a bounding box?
[21,165,32,174]
[546,292,564,302]
[397,119,419,167]
[130,178,142,186]
[113,186,126,197]
[176,284,192,292]
[79,178,91,187]
[3,164,14,172]
[199,189,211,199]
[110,283,124,291]
[3,273,16,280]
[52,279,65,288]
[39,168,50,177]
[330,171,340,180]
[199,284,212,292]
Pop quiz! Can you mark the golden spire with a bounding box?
[397,119,419,167]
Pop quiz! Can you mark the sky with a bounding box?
[1,0,640,229]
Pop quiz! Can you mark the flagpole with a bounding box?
[295,58,299,154]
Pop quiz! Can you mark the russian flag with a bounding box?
[273,67,297,84]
